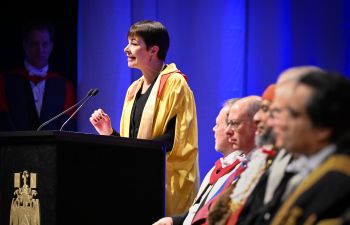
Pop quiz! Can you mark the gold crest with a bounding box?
[10,170,40,225]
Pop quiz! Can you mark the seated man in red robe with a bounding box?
[153,96,261,225]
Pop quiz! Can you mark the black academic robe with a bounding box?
[235,151,294,225]
[271,147,350,225]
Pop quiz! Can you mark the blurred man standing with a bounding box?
[0,21,76,131]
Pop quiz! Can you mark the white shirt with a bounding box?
[230,148,271,206]
[282,144,336,200]
[25,61,49,117]
[264,149,292,204]
[183,150,245,225]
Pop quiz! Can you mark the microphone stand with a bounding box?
[59,89,98,131]
[36,89,95,131]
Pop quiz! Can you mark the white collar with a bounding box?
[221,150,245,168]
[25,60,49,77]
[286,144,336,173]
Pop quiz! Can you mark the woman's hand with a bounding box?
[89,108,113,135]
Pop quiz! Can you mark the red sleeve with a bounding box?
[0,74,8,111]
[63,80,76,116]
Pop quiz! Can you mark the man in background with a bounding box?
[0,21,76,131]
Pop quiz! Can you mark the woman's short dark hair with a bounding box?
[298,72,350,142]
[127,20,169,61]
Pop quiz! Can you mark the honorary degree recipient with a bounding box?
[90,20,199,216]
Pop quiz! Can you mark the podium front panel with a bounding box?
[0,131,165,225]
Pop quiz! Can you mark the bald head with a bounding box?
[225,95,261,153]
[275,66,325,101]
[233,96,262,119]
[272,66,326,150]
[277,66,325,85]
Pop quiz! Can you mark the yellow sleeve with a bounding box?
[155,73,200,216]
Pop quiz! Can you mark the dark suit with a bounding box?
[0,68,76,131]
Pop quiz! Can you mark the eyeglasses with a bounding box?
[226,119,250,130]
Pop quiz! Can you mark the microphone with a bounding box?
[59,88,99,131]
[37,88,98,131]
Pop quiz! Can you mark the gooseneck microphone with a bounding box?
[59,88,99,131]
[37,88,98,131]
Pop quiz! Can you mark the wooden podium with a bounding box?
[0,131,165,225]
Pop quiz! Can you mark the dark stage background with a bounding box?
[0,0,77,87]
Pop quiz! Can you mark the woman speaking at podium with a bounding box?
[90,20,199,216]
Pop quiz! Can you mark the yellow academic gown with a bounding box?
[120,63,200,216]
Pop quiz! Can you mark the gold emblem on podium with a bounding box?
[10,170,40,225]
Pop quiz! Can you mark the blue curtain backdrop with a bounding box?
[77,0,350,180]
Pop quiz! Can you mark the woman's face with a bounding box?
[124,35,151,69]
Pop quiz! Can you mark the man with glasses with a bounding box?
[225,96,261,155]
[153,96,260,225]
[208,85,277,225]
[190,96,260,225]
